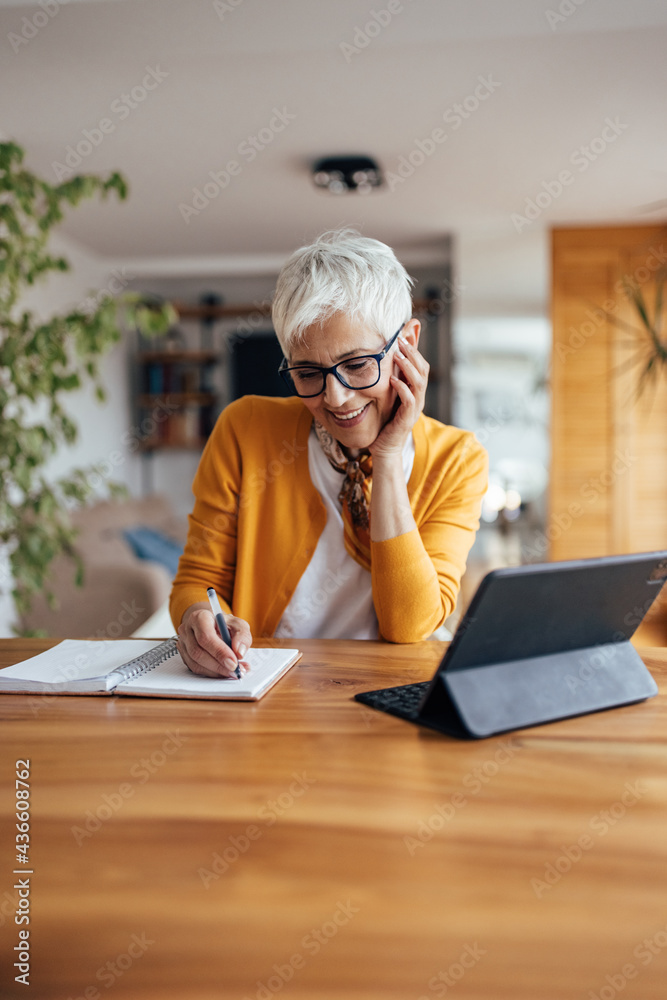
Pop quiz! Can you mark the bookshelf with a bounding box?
[136,350,220,451]
[134,298,272,453]
[133,297,273,493]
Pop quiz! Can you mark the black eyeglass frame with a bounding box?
[278,323,406,398]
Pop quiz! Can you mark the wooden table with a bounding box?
[1,638,667,1000]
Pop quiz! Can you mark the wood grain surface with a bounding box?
[550,226,667,573]
[1,637,667,1000]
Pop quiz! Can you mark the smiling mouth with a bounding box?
[328,403,370,426]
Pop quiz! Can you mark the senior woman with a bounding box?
[170,228,488,678]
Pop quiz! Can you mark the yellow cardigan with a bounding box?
[169,395,488,642]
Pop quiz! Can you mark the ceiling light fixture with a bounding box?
[312,155,383,195]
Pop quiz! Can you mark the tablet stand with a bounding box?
[417,640,658,739]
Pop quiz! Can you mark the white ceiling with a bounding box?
[2,0,667,315]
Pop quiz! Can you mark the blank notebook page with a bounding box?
[115,646,300,699]
[0,639,162,689]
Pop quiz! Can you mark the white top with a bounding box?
[275,427,416,640]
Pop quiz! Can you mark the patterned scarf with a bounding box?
[313,420,373,571]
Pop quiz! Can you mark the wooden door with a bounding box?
[550,225,667,642]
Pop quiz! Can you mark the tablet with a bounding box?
[355,551,667,738]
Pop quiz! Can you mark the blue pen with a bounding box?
[207,587,242,679]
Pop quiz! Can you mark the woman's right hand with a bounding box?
[177,601,253,679]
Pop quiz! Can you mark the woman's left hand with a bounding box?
[370,335,430,461]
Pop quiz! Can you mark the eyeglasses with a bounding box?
[279,324,405,398]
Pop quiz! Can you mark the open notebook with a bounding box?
[0,638,301,701]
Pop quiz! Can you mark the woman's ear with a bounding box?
[401,318,421,349]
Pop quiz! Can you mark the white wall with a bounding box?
[453,315,551,511]
[0,231,139,635]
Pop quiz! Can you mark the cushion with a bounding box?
[123,526,184,577]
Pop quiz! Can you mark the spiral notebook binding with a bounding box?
[115,638,179,684]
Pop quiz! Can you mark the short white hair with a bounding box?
[272,228,414,357]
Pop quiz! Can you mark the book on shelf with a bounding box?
[147,363,164,394]
[162,407,202,447]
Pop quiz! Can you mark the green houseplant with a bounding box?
[603,265,667,402]
[0,140,175,633]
